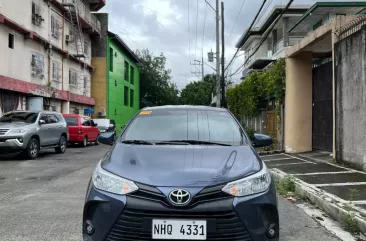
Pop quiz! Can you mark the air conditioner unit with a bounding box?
[65,35,74,43]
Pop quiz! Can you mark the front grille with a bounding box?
[0,129,9,136]
[105,208,252,241]
[129,183,232,208]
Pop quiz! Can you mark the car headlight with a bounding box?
[222,164,271,197]
[92,160,138,195]
[9,128,30,134]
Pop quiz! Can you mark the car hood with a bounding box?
[102,144,261,187]
[0,122,33,129]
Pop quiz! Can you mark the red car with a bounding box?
[63,114,100,147]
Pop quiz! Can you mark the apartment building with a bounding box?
[235,4,310,80]
[0,0,105,116]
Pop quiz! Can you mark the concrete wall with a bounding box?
[107,37,140,134]
[335,26,366,170]
[285,52,313,153]
[92,13,108,58]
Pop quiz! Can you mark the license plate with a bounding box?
[152,219,207,240]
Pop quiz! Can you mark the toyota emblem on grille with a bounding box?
[169,189,191,206]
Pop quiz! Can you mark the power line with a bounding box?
[229,0,294,78]
[195,0,199,59]
[224,0,268,73]
[253,0,273,27]
[188,0,191,61]
[202,1,208,51]
[204,0,216,13]
[226,0,247,49]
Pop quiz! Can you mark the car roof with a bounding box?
[62,114,88,117]
[142,105,227,112]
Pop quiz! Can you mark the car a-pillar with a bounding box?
[284,51,313,153]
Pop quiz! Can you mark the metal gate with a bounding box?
[312,61,333,151]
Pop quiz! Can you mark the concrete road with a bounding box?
[0,145,340,241]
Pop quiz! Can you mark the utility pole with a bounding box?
[201,52,205,81]
[221,1,225,108]
[215,0,221,107]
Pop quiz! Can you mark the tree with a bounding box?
[180,74,217,106]
[136,49,179,108]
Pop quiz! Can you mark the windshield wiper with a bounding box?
[159,140,232,146]
[155,140,191,145]
[121,140,154,145]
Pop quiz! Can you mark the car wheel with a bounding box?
[82,136,88,148]
[95,135,100,145]
[55,136,67,154]
[25,138,39,159]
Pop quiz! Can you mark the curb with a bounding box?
[270,169,366,236]
[258,150,285,156]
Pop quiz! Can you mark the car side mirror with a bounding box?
[39,120,46,125]
[253,133,273,148]
[93,123,98,127]
[109,124,114,128]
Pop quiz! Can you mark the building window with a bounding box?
[130,66,134,84]
[69,69,78,86]
[83,75,90,89]
[84,40,90,56]
[31,52,44,77]
[51,15,61,39]
[8,34,14,49]
[124,86,129,106]
[115,79,117,86]
[130,89,134,107]
[52,61,61,82]
[32,1,43,26]
[124,61,129,81]
[51,106,57,112]
[109,47,113,72]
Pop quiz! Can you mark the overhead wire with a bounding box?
[202,2,208,60]
[226,0,247,49]
[224,0,268,73]
[229,0,294,78]
[195,0,199,59]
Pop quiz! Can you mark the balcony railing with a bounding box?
[273,37,304,55]
[62,0,101,34]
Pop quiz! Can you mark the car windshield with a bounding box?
[122,109,245,146]
[92,119,109,127]
[0,111,38,123]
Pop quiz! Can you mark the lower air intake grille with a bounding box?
[105,208,253,241]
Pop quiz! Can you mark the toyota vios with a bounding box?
[83,106,278,241]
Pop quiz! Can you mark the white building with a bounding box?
[235,4,310,80]
[0,0,105,115]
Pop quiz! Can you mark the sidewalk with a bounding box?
[260,151,366,238]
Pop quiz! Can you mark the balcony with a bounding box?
[272,37,304,57]
[61,0,101,36]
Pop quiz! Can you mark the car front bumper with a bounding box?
[83,181,279,241]
[0,136,26,153]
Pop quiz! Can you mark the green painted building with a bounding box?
[91,28,140,134]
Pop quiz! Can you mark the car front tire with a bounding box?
[55,136,67,154]
[25,138,39,159]
[94,135,100,145]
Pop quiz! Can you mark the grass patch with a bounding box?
[349,188,360,203]
[276,175,296,196]
[342,213,360,235]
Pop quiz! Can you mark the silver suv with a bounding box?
[0,111,68,159]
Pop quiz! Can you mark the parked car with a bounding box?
[91,118,116,134]
[83,106,277,241]
[63,114,100,147]
[0,110,68,159]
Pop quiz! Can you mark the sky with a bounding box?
[102,0,362,89]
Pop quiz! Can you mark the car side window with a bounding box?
[82,118,91,126]
[48,115,59,124]
[40,114,50,124]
